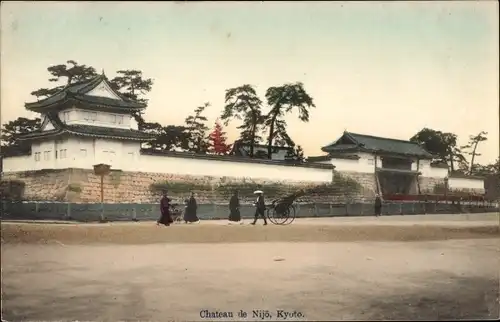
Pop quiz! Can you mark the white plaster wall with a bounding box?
[133,155,332,183]
[56,107,133,129]
[448,177,485,190]
[330,152,375,173]
[419,159,448,178]
[2,138,332,184]
[32,140,57,169]
[5,139,72,171]
[411,158,418,171]
[62,138,141,170]
[2,155,33,172]
[86,80,122,100]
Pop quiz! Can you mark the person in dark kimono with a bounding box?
[184,191,199,223]
[228,190,241,224]
[251,190,267,225]
[157,190,173,226]
[374,194,382,217]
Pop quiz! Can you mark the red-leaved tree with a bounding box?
[208,120,232,155]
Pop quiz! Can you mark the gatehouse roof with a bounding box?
[321,131,434,159]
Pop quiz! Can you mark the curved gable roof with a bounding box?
[25,74,146,111]
[322,131,434,159]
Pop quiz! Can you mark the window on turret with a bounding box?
[83,112,97,122]
[62,111,71,122]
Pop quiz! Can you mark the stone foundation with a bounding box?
[2,168,351,204]
[5,168,481,204]
[418,176,446,194]
[339,172,377,200]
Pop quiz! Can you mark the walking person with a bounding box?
[184,191,200,223]
[251,190,267,225]
[157,189,173,226]
[228,190,242,224]
[374,193,382,217]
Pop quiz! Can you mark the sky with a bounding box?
[1,1,499,164]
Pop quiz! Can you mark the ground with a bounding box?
[1,214,499,321]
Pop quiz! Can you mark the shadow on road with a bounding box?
[363,275,499,320]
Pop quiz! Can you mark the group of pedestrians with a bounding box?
[157,189,268,226]
[156,190,200,226]
[157,189,384,226]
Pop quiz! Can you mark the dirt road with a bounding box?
[1,214,499,321]
[1,213,498,245]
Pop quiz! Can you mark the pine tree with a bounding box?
[208,120,232,155]
[184,103,210,153]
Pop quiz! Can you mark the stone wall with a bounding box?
[418,176,446,194]
[15,168,486,204]
[2,170,71,201]
[338,172,377,200]
[3,168,357,204]
[5,168,486,204]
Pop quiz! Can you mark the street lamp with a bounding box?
[93,163,111,222]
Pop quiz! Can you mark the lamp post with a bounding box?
[93,163,111,222]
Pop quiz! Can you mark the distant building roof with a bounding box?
[16,111,154,142]
[25,74,146,112]
[321,131,434,159]
[230,140,293,157]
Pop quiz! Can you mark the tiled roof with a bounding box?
[322,131,434,159]
[141,149,334,169]
[25,74,146,111]
[64,124,154,140]
[17,112,154,141]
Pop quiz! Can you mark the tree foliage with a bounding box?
[184,103,210,154]
[461,131,488,175]
[142,123,190,152]
[30,60,98,99]
[285,145,306,163]
[208,120,232,155]
[0,117,41,148]
[109,70,154,128]
[472,158,499,176]
[263,82,315,159]
[221,85,264,157]
[410,128,467,172]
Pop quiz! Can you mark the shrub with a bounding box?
[110,171,123,187]
[215,182,291,199]
[67,183,82,193]
[0,179,26,200]
[433,182,449,194]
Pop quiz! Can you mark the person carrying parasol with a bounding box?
[251,190,267,225]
